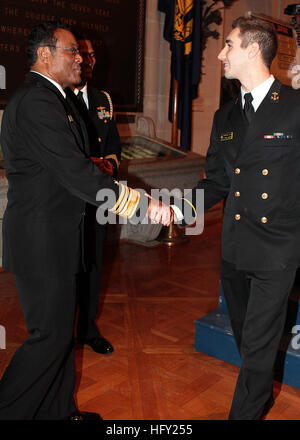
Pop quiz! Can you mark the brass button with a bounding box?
[261,193,268,200]
[235,214,241,221]
[261,217,268,223]
[262,169,269,176]
[98,137,102,142]
[235,191,240,197]
[235,168,241,174]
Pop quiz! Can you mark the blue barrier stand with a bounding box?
[194,281,300,389]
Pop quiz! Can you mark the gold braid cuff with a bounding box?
[115,185,129,215]
[110,182,141,219]
[110,182,126,214]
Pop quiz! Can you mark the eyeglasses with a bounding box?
[47,45,81,56]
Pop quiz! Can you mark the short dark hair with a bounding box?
[232,17,278,67]
[27,21,71,68]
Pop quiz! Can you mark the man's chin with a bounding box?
[224,71,233,79]
[73,76,85,88]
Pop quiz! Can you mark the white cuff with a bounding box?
[171,205,184,221]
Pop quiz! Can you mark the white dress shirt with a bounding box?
[74,84,89,109]
[241,74,275,111]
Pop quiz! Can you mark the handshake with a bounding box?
[146,194,178,227]
[91,156,179,227]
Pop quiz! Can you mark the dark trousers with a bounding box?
[221,260,297,420]
[76,220,106,341]
[0,274,77,420]
[76,266,103,341]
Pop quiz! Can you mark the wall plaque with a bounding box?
[0,0,145,112]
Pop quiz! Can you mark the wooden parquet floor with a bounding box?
[1,205,300,421]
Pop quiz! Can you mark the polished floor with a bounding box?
[1,205,300,420]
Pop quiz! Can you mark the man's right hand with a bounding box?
[146,194,174,226]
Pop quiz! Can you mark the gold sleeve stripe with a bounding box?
[117,187,132,216]
[182,197,197,219]
[127,190,141,219]
[109,183,141,219]
[109,182,125,213]
[101,90,113,119]
[115,185,129,215]
[120,188,141,219]
[105,154,120,169]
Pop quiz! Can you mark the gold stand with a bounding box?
[159,223,189,247]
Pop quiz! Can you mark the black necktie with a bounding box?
[244,92,254,124]
[77,90,87,108]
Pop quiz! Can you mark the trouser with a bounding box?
[76,266,103,341]
[0,274,77,420]
[221,260,297,420]
[76,220,106,341]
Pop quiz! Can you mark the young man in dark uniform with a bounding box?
[175,17,300,419]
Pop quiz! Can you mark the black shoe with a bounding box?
[68,411,102,420]
[78,336,114,354]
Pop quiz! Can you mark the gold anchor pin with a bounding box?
[271,92,279,101]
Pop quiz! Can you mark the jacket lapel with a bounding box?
[221,94,248,164]
[64,93,91,155]
[27,73,89,155]
[242,79,282,146]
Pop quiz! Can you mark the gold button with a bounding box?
[235,168,241,174]
[235,214,241,221]
[98,137,102,142]
[261,193,268,200]
[262,169,269,176]
[261,217,268,223]
[235,191,240,197]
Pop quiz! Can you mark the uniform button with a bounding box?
[261,217,268,223]
[235,191,240,197]
[261,193,268,199]
[98,137,102,142]
[262,169,269,176]
[235,168,241,174]
[82,211,86,216]
[235,214,241,221]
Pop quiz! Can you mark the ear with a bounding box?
[37,46,52,64]
[248,41,260,60]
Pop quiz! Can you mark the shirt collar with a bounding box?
[74,84,89,108]
[241,74,275,111]
[30,70,66,98]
